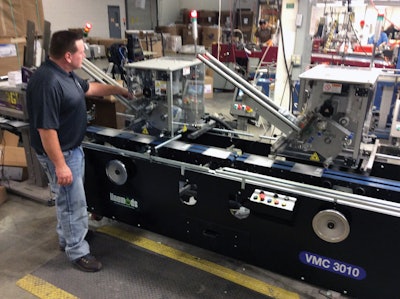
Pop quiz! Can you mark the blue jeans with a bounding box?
[37,146,90,261]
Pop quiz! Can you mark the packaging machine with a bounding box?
[82,56,400,298]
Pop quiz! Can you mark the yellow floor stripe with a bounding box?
[16,274,78,299]
[98,225,300,299]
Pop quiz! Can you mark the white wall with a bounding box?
[177,0,254,10]
[157,0,180,26]
[42,0,126,38]
[41,0,259,35]
[157,0,257,26]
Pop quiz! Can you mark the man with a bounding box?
[255,19,275,47]
[26,30,132,272]
[368,27,389,49]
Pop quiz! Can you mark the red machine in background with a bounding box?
[211,43,278,64]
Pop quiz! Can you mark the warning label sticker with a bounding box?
[323,82,342,94]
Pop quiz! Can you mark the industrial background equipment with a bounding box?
[82,53,400,298]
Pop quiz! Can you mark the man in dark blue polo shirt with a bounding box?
[27,30,132,272]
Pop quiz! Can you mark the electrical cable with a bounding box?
[275,0,294,114]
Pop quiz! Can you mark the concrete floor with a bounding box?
[0,192,60,299]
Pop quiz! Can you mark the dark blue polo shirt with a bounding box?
[27,59,89,155]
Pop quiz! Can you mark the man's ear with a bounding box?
[65,52,72,63]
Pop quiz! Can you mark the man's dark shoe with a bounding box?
[73,254,102,272]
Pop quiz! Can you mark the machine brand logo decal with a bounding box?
[299,251,366,280]
[109,193,138,209]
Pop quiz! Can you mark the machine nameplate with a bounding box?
[299,251,366,280]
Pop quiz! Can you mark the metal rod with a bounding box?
[197,53,300,134]
[259,135,278,141]
[154,134,182,150]
[376,153,400,161]
[211,127,254,137]
[83,58,121,86]
[203,51,280,111]
[82,59,137,111]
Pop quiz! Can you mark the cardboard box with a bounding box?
[0,130,27,181]
[219,11,233,27]
[0,185,7,205]
[86,96,126,129]
[205,67,214,77]
[201,26,220,48]
[236,9,254,28]
[0,129,27,168]
[1,129,20,147]
[0,0,45,37]
[182,25,203,45]
[0,145,27,167]
[165,35,182,53]
[140,38,163,58]
[0,38,26,76]
[204,76,213,99]
[198,10,218,26]
[0,165,27,181]
[157,24,185,36]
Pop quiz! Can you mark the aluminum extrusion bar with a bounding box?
[203,51,280,111]
[154,134,182,150]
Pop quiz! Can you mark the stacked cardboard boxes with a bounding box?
[0,185,7,206]
[0,129,28,181]
[0,0,45,75]
[182,24,203,45]
[202,26,220,48]
[236,9,254,43]
[0,0,45,37]
[198,10,218,26]
[0,37,26,76]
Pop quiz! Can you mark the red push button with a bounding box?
[259,192,265,201]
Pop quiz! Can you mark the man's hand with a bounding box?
[56,164,73,186]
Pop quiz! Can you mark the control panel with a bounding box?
[250,189,297,211]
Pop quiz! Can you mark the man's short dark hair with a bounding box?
[259,19,266,25]
[49,30,83,59]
